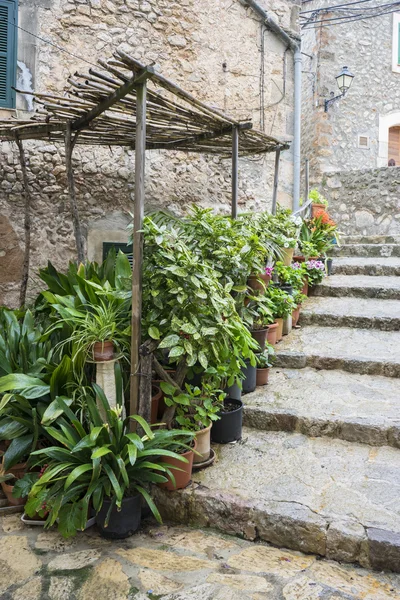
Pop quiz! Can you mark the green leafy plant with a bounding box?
[25,386,195,538]
[255,345,275,368]
[160,381,224,431]
[309,189,328,207]
[274,262,304,290]
[265,286,296,319]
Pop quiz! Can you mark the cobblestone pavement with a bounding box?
[1,514,400,600]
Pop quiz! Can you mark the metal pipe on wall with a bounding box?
[243,0,302,212]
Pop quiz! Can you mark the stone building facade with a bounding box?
[301,2,400,235]
[0,0,300,307]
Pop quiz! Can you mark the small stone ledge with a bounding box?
[300,311,400,331]
[311,284,400,300]
[153,486,400,573]
[243,406,400,449]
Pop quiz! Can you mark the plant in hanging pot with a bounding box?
[24,388,194,539]
[255,344,275,386]
[48,298,130,364]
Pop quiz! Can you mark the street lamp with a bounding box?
[324,66,354,112]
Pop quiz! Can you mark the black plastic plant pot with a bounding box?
[211,398,243,444]
[96,495,141,539]
[224,382,242,401]
[241,360,256,394]
[326,258,333,276]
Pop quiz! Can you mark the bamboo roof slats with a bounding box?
[0,50,290,154]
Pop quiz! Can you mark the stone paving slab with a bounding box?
[312,275,400,299]
[331,244,400,258]
[275,325,400,377]
[155,428,400,572]
[332,257,400,277]
[243,368,400,447]
[2,519,400,600]
[300,296,400,330]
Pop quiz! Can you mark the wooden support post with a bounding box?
[138,345,152,423]
[15,136,31,308]
[231,125,239,219]
[65,123,85,263]
[305,158,310,218]
[271,147,281,216]
[130,81,147,422]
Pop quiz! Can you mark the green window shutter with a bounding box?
[398,22,400,65]
[0,0,17,109]
[102,242,133,266]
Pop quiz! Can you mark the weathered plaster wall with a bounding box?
[0,0,299,306]
[301,0,400,233]
[321,167,400,235]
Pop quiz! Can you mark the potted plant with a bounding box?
[247,265,273,294]
[255,345,275,386]
[309,189,329,218]
[24,388,194,539]
[160,381,223,465]
[292,291,307,327]
[265,286,296,342]
[0,470,26,507]
[304,259,326,290]
[211,398,243,444]
[48,298,130,363]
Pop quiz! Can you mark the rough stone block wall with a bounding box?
[0,0,299,307]
[321,167,400,236]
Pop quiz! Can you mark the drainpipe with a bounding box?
[243,0,302,212]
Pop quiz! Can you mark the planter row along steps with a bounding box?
[155,236,400,574]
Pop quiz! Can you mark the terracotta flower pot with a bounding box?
[275,318,284,341]
[159,440,196,491]
[280,247,294,266]
[256,368,270,386]
[266,322,278,346]
[151,385,162,425]
[247,273,271,294]
[194,425,211,464]
[293,255,305,263]
[301,278,309,296]
[1,482,25,507]
[250,327,269,352]
[292,307,301,327]
[93,341,114,362]
[312,203,327,218]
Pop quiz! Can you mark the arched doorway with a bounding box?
[378,112,400,167]
[388,126,400,166]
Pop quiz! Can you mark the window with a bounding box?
[0,0,17,109]
[102,242,133,267]
[358,135,370,149]
[392,13,400,73]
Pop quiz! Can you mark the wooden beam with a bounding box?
[71,67,154,132]
[232,125,239,219]
[150,122,252,151]
[15,136,31,308]
[130,81,147,423]
[271,147,281,215]
[65,123,85,263]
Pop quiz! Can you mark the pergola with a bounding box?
[0,49,290,422]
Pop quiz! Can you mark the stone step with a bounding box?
[300,296,400,331]
[243,367,400,447]
[312,274,400,300]
[275,325,400,377]
[331,244,400,258]
[333,257,400,277]
[342,235,400,245]
[154,427,400,572]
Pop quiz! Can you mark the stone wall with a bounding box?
[0,0,300,307]
[321,166,400,235]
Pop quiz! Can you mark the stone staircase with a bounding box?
[155,236,400,573]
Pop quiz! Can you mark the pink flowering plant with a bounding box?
[305,260,325,286]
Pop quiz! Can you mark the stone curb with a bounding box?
[331,244,400,258]
[275,351,400,378]
[333,264,400,277]
[153,485,400,573]
[243,406,400,449]
[342,235,400,244]
[311,284,400,300]
[299,311,400,331]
